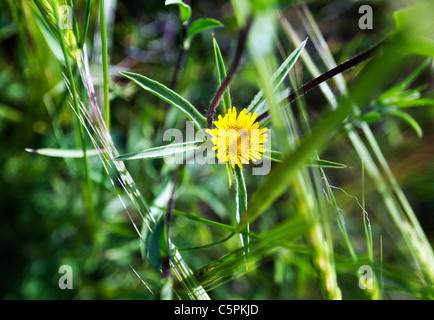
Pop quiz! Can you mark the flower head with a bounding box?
[206,107,268,168]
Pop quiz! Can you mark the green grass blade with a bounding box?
[196,218,306,292]
[100,0,111,132]
[309,159,349,169]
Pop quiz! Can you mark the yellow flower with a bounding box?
[206,107,268,169]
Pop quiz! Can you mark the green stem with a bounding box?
[99,0,110,132]
[80,0,92,48]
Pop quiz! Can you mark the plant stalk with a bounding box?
[99,0,110,132]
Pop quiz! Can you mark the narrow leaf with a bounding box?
[213,35,231,114]
[119,71,207,129]
[141,181,174,263]
[389,109,423,137]
[225,163,233,188]
[113,141,202,161]
[25,148,100,158]
[309,159,349,169]
[149,216,168,270]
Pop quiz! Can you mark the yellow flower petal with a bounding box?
[208,107,268,168]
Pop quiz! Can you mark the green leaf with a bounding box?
[389,109,423,138]
[165,0,191,24]
[149,215,169,270]
[270,39,307,89]
[113,140,202,161]
[247,39,307,114]
[234,166,249,247]
[213,35,231,114]
[225,163,233,188]
[25,148,100,158]
[119,71,207,129]
[184,18,223,49]
[141,180,174,263]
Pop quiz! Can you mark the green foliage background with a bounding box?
[1,0,434,299]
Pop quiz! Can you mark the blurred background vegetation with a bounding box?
[1,0,434,299]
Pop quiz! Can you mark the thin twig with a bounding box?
[170,24,187,90]
[256,41,384,122]
[207,17,253,129]
[169,0,190,89]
